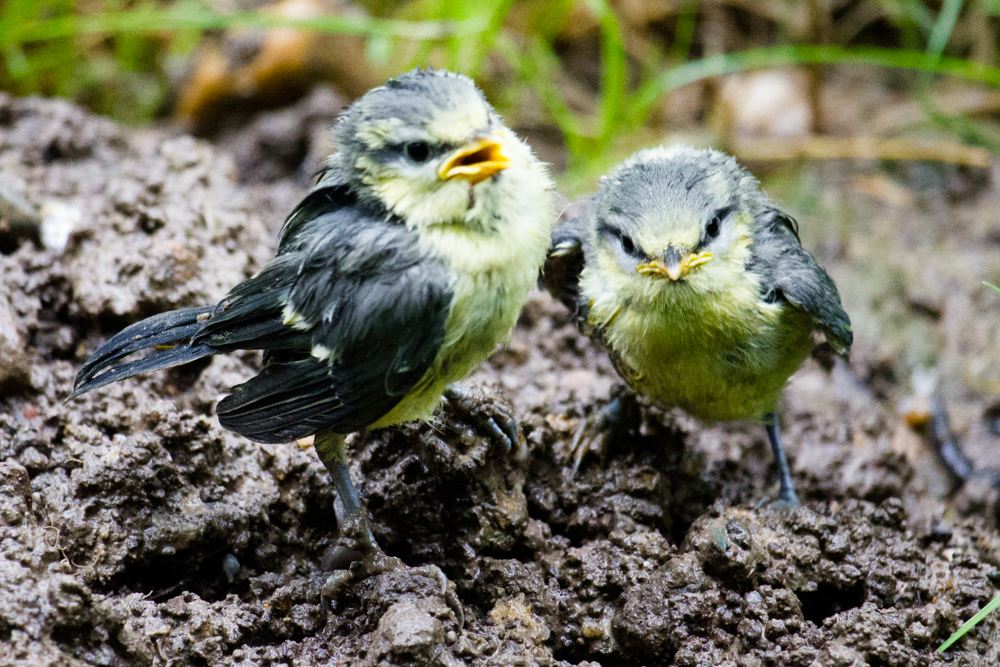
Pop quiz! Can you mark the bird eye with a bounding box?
[705,216,721,240]
[598,220,643,259]
[404,141,431,163]
[619,234,638,256]
[705,205,735,242]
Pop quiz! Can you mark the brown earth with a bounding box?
[2,91,1000,666]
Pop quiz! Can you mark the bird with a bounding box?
[71,68,555,597]
[542,145,851,506]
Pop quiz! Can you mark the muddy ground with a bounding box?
[3,90,1000,666]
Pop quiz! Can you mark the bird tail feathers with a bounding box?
[70,305,216,398]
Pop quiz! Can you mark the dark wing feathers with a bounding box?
[751,208,853,356]
[191,257,304,351]
[540,215,588,316]
[276,168,354,255]
[284,214,452,391]
[217,208,451,441]
[70,340,214,399]
[217,360,342,443]
[73,186,452,443]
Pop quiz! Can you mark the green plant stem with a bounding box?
[669,0,699,64]
[938,593,1000,652]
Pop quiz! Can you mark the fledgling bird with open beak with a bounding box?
[543,145,851,506]
[71,68,555,597]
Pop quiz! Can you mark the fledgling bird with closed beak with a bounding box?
[71,68,555,597]
[543,145,851,506]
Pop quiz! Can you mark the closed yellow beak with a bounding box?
[637,249,713,281]
[438,136,510,185]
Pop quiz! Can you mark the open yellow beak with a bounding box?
[637,249,713,281]
[438,136,510,185]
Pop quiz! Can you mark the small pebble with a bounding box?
[164,595,187,617]
[223,553,241,583]
[39,200,82,252]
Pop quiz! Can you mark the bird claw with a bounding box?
[756,491,800,514]
[320,513,403,612]
[320,560,465,629]
[559,395,636,475]
[320,550,404,603]
[444,385,526,459]
[408,564,465,630]
[566,409,611,475]
[768,495,800,514]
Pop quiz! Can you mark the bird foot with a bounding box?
[757,489,800,514]
[561,414,608,476]
[408,564,465,630]
[558,395,638,475]
[769,495,800,514]
[443,385,526,460]
[320,553,465,628]
[320,513,403,607]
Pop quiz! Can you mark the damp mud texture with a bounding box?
[3,94,1000,666]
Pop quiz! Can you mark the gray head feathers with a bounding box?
[587,145,768,252]
[333,68,496,167]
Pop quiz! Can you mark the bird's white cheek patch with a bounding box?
[581,256,629,327]
[400,180,471,227]
[594,246,633,284]
[360,163,464,226]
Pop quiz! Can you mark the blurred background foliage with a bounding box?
[3,0,1000,189]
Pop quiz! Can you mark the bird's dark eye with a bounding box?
[404,141,431,163]
[705,205,735,242]
[598,220,643,259]
[705,216,721,240]
[619,234,638,256]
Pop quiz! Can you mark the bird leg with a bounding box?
[443,385,526,459]
[313,429,402,603]
[763,413,800,509]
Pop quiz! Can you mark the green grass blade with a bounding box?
[454,0,514,76]
[0,3,489,46]
[632,45,1000,119]
[582,0,626,143]
[874,0,936,33]
[937,593,1000,652]
[914,0,1000,153]
[669,0,698,64]
[925,0,964,60]
[493,32,587,140]
[984,282,1000,293]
